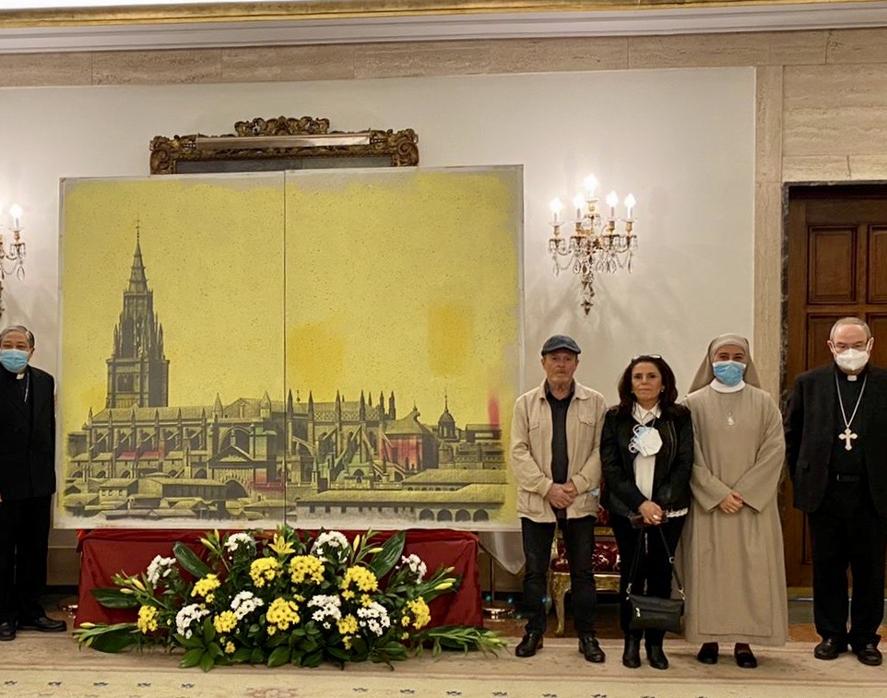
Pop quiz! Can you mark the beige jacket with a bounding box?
[510,379,607,523]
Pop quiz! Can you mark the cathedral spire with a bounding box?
[128,225,149,293]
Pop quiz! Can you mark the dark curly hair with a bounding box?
[615,354,682,418]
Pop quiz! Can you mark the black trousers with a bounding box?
[808,483,887,649]
[520,515,597,635]
[0,495,52,623]
[611,513,685,645]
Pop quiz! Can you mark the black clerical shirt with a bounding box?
[830,365,867,477]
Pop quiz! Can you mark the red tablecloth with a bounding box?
[76,529,482,629]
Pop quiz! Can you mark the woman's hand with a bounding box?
[718,491,744,514]
[638,500,664,526]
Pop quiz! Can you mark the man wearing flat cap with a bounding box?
[510,334,607,661]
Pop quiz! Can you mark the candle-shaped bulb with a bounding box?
[572,194,585,222]
[583,174,599,198]
[9,204,22,230]
[624,193,636,219]
[605,191,618,219]
[549,197,563,223]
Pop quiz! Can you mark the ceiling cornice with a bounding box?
[1,0,886,53]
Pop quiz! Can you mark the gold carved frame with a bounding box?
[150,116,419,175]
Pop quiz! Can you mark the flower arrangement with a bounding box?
[74,527,504,671]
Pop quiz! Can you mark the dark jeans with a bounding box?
[611,513,685,645]
[520,515,597,635]
[0,495,52,623]
[809,484,887,650]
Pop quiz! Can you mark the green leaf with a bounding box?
[250,647,265,664]
[180,648,204,668]
[202,617,216,644]
[173,542,211,579]
[368,531,406,578]
[87,629,140,653]
[268,645,290,668]
[207,642,224,659]
[327,647,350,662]
[91,588,140,609]
[301,649,324,668]
[175,633,204,650]
[231,648,252,664]
[199,652,216,672]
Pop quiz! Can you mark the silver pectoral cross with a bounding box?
[839,427,858,451]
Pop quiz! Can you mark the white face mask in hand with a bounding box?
[629,424,662,457]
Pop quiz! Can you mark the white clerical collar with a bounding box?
[632,402,661,424]
[709,378,746,394]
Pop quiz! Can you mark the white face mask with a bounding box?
[834,347,870,373]
[629,425,662,457]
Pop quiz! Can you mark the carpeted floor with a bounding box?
[2,631,886,698]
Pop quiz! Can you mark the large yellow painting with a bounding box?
[57,166,523,529]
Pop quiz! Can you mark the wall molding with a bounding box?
[1,2,887,53]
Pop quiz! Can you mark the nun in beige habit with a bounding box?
[681,334,788,668]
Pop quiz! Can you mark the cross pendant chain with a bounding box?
[835,374,867,453]
[839,427,857,451]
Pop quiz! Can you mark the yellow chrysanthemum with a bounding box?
[249,557,281,588]
[266,597,301,631]
[225,641,236,654]
[360,594,373,607]
[342,636,353,649]
[267,626,277,636]
[407,598,431,630]
[289,555,325,585]
[340,566,378,593]
[191,574,221,599]
[341,590,355,600]
[337,614,358,635]
[213,611,238,634]
[136,605,159,634]
[401,614,410,625]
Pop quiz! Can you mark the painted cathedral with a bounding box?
[63,238,507,524]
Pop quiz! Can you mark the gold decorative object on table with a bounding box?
[548,175,637,314]
[0,202,26,320]
[150,115,419,175]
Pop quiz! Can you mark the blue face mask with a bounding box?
[0,348,30,373]
[712,360,746,387]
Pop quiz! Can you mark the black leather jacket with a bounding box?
[600,404,693,518]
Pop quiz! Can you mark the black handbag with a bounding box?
[625,525,684,634]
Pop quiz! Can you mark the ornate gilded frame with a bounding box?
[150,116,419,175]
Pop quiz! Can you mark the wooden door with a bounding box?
[784,184,887,586]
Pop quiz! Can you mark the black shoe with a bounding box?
[17,615,66,633]
[646,643,669,670]
[579,634,606,663]
[515,632,543,658]
[734,643,757,669]
[622,636,641,668]
[853,643,883,667]
[814,637,848,660]
[697,642,719,664]
[0,621,15,641]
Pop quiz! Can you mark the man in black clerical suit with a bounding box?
[785,317,887,667]
[0,325,66,641]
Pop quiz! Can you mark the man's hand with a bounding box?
[718,491,744,514]
[546,483,577,509]
[638,500,664,526]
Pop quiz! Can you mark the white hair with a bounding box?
[829,317,871,341]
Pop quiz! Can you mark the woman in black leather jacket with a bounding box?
[601,354,693,670]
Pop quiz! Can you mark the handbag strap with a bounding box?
[625,524,685,600]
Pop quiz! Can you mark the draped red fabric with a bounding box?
[75,529,482,629]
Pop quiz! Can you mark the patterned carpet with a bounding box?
[2,633,886,698]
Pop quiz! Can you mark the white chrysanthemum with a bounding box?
[356,602,391,637]
[145,555,177,586]
[399,554,427,583]
[224,532,256,553]
[230,591,264,620]
[310,531,349,557]
[307,594,342,624]
[175,604,209,639]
